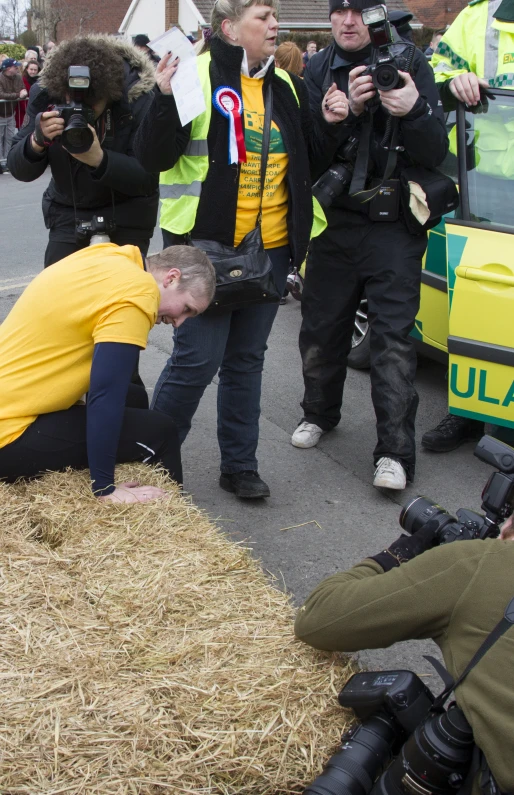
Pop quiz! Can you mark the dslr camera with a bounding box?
[304,435,514,795]
[53,66,95,154]
[361,4,413,92]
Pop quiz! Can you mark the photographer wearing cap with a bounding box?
[0,243,215,503]
[7,36,158,267]
[295,499,514,793]
[291,0,448,491]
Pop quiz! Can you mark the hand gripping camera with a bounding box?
[53,66,95,154]
[361,5,414,92]
[303,436,514,795]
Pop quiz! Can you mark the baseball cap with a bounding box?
[1,58,21,70]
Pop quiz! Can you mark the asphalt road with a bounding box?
[0,173,492,690]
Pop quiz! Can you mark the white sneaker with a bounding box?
[373,457,407,490]
[291,421,326,449]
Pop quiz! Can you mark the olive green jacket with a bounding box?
[295,540,514,792]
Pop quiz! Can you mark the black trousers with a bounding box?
[0,385,183,487]
[44,236,150,268]
[299,209,427,479]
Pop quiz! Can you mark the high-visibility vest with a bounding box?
[159,51,326,239]
[431,0,514,87]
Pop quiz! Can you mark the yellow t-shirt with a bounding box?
[0,243,160,449]
[234,74,289,248]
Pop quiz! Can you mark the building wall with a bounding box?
[406,0,468,30]
[121,0,166,41]
[31,0,132,42]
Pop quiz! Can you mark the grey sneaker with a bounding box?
[291,421,326,449]
[373,457,407,490]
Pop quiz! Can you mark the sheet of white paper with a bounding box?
[148,27,206,127]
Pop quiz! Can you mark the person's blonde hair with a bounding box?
[147,246,216,303]
[198,0,280,52]
[274,41,303,76]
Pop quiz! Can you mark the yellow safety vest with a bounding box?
[159,52,326,239]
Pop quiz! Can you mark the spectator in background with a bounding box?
[302,39,317,70]
[133,34,160,65]
[43,41,56,57]
[0,59,27,171]
[275,41,304,76]
[425,29,445,59]
[15,60,40,130]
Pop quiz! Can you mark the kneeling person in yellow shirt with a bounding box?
[0,243,215,503]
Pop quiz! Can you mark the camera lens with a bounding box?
[399,496,456,537]
[304,715,397,795]
[377,705,474,794]
[372,64,401,91]
[313,163,354,209]
[61,114,93,154]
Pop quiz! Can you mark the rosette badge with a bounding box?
[213,86,246,165]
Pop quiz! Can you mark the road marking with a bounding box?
[0,273,38,284]
[0,281,32,291]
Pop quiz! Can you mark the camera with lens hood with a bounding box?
[304,670,475,795]
[303,435,514,795]
[401,435,514,544]
[361,5,413,92]
[53,66,95,154]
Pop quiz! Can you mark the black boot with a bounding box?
[219,471,270,498]
[422,414,482,452]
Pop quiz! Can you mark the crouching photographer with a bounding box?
[293,0,450,491]
[7,35,158,266]
[295,435,514,795]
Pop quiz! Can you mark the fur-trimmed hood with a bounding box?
[39,34,155,105]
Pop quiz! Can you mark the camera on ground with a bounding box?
[53,66,95,154]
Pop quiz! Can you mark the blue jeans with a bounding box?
[151,244,291,474]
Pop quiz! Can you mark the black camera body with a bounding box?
[312,135,360,209]
[305,671,475,795]
[53,66,95,154]
[361,5,412,92]
[76,215,116,246]
[401,435,514,544]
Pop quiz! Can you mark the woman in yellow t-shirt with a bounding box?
[134,0,349,499]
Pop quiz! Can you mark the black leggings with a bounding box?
[0,385,183,486]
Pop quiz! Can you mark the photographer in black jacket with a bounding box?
[291,0,448,491]
[8,35,158,267]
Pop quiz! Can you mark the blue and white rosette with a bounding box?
[212,86,246,165]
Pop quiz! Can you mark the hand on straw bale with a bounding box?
[0,464,357,794]
[98,480,168,504]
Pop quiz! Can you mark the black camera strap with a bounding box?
[427,595,514,711]
[349,115,399,202]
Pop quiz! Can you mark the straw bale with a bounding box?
[0,465,356,794]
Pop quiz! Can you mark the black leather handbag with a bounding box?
[192,84,281,313]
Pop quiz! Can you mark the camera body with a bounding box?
[312,135,360,208]
[361,5,411,92]
[53,66,95,154]
[305,671,475,795]
[76,215,116,246]
[401,435,514,543]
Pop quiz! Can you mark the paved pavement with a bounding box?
[0,172,492,690]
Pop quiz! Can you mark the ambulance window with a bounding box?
[461,92,514,231]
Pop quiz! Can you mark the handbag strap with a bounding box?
[257,82,273,226]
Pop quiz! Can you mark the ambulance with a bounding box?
[349,89,514,433]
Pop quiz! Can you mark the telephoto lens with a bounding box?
[312,163,354,209]
[61,115,94,154]
[373,704,475,795]
[304,714,398,795]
